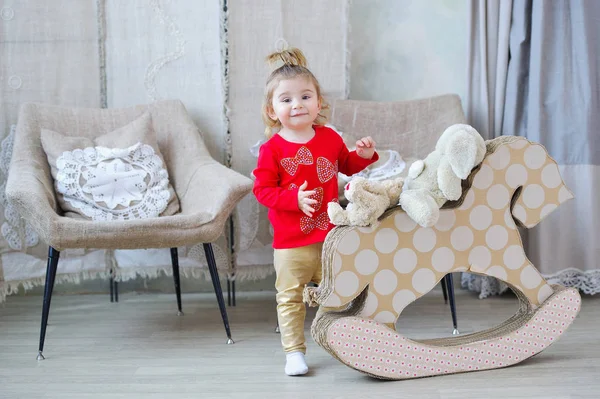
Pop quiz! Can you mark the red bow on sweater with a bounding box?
[281,146,313,176]
[300,212,330,235]
[317,157,338,183]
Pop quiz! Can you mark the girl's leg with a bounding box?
[274,243,322,353]
[274,243,322,375]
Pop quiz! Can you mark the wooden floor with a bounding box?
[0,288,598,399]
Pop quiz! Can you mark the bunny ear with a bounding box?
[361,180,386,196]
[445,131,480,179]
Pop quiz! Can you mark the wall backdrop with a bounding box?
[0,0,470,300]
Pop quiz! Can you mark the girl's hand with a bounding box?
[356,136,376,159]
[298,181,318,217]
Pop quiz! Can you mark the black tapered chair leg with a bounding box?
[445,274,459,335]
[232,280,236,307]
[203,243,234,344]
[227,278,231,307]
[114,281,119,302]
[37,246,60,360]
[109,271,114,303]
[170,248,183,315]
[441,276,448,304]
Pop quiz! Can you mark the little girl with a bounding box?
[253,47,378,376]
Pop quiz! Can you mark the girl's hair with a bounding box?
[261,47,329,138]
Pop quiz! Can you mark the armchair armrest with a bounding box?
[177,160,253,222]
[5,158,61,247]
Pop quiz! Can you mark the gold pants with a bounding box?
[274,242,323,354]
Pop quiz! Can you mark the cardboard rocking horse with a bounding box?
[304,135,580,380]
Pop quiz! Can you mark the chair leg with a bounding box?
[109,271,119,303]
[445,274,459,335]
[203,243,234,344]
[170,248,183,316]
[109,270,115,303]
[227,278,231,307]
[441,276,448,304]
[232,280,236,307]
[37,246,60,360]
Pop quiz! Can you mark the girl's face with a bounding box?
[269,76,321,132]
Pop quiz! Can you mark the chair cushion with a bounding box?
[41,112,180,220]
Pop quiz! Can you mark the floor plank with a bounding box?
[0,288,598,399]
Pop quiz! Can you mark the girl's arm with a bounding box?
[338,139,379,176]
[253,145,301,212]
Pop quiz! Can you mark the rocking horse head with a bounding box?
[489,138,574,228]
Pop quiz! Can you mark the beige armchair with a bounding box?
[5,100,253,360]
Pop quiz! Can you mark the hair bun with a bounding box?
[265,47,308,71]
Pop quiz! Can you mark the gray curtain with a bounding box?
[464,0,600,297]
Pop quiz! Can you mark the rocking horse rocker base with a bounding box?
[312,284,580,380]
[305,136,579,380]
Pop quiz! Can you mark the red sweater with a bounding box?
[253,125,379,249]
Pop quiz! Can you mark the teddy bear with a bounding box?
[399,123,486,228]
[327,176,404,227]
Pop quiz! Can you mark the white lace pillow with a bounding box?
[41,112,180,221]
[56,142,171,221]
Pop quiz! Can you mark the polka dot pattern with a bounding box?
[392,290,417,313]
[541,164,561,188]
[327,288,580,380]
[451,226,474,251]
[523,184,545,209]
[488,145,511,170]
[335,271,359,297]
[329,137,571,329]
[521,265,543,289]
[524,145,547,169]
[355,250,379,275]
[432,247,455,272]
[469,246,492,271]
[393,248,418,274]
[395,212,417,232]
[473,164,494,189]
[413,228,437,253]
[434,210,456,231]
[374,270,398,296]
[505,164,528,188]
[375,228,399,254]
[503,245,526,270]
[470,205,493,230]
[486,225,508,250]
[412,268,436,294]
[487,265,508,280]
[338,230,360,255]
[487,184,510,209]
